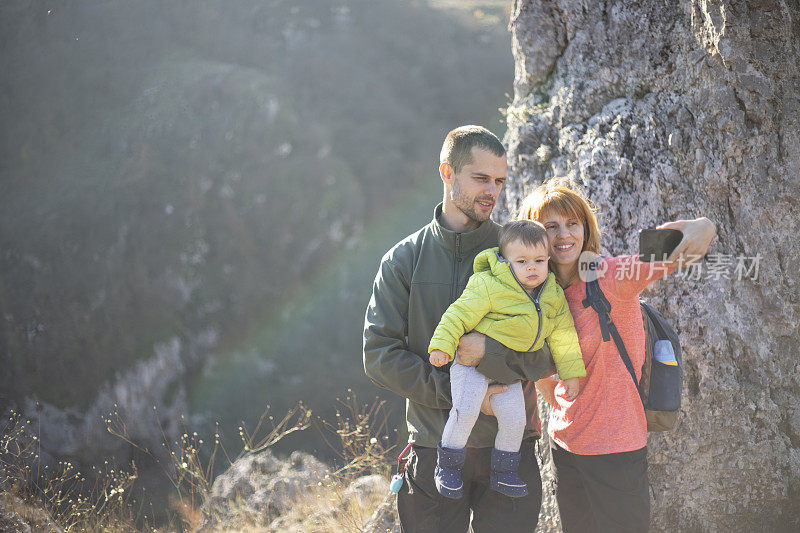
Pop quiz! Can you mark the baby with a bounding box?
[428,220,585,498]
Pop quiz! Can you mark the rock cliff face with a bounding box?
[504,0,800,530]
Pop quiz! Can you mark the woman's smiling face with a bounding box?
[541,210,585,269]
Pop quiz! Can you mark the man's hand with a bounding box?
[455,332,487,367]
[429,350,450,367]
[480,383,509,416]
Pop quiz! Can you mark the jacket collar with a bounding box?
[475,247,555,298]
[430,203,497,255]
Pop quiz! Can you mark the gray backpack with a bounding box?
[582,262,682,432]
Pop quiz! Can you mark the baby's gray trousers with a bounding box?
[441,361,526,451]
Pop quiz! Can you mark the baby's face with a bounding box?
[504,239,550,291]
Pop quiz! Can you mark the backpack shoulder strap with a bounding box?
[581,271,612,342]
[581,259,642,400]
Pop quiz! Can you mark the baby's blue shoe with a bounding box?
[489,448,528,498]
[434,442,466,499]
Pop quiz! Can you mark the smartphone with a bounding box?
[639,228,683,262]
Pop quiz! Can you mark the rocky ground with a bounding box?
[1,447,398,532]
[197,449,395,532]
[0,492,62,533]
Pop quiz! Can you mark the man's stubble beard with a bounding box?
[451,176,492,225]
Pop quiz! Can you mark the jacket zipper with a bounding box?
[451,234,462,301]
[530,296,543,349]
[508,266,543,350]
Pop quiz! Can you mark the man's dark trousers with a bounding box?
[398,438,542,532]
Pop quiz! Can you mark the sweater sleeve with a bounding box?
[363,258,452,409]
[608,255,675,301]
[547,297,586,380]
[428,274,491,360]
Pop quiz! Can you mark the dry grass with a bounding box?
[0,409,141,531]
[1,395,396,532]
[318,393,395,480]
[263,476,388,533]
[106,402,314,531]
[199,393,396,532]
[266,393,395,532]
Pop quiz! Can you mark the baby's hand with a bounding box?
[429,350,450,367]
[563,377,580,400]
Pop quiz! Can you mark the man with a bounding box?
[363,126,554,532]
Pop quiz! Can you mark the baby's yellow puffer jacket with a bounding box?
[428,247,586,380]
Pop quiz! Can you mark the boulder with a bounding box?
[362,492,400,533]
[198,449,327,531]
[0,492,62,533]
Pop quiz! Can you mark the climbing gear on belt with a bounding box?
[389,442,414,493]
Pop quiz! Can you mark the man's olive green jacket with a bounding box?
[428,248,585,380]
[363,204,554,448]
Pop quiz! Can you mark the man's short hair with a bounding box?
[440,125,505,174]
[498,220,549,257]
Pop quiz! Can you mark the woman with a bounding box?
[518,178,715,532]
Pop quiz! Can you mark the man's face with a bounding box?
[505,239,550,291]
[447,147,507,226]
